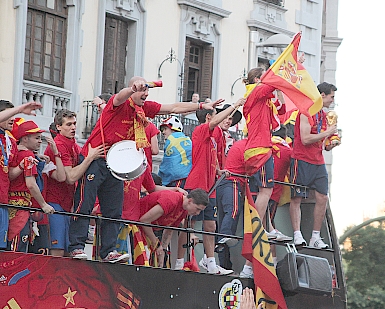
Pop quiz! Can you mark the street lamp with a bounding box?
[157,48,184,102]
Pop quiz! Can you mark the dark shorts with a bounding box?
[191,197,217,221]
[29,224,50,255]
[48,203,70,251]
[249,155,274,193]
[167,178,187,189]
[290,158,328,197]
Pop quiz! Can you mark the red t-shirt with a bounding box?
[81,95,161,156]
[292,111,326,165]
[144,121,160,171]
[45,134,81,212]
[139,191,186,228]
[184,123,217,192]
[122,168,156,221]
[270,138,292,203]
[213,126,225,169]
[8,149,37,205]
[225,138,248,186]
[0,132,18,204]
[243,84,276,152]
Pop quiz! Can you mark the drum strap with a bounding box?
[99,111,108,159]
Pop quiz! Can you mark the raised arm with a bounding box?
[209,98,245,130]
[158,98,225,115]
[113,79,148,107]
[0,102,42,122]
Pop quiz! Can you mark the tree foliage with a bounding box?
[342,224,385,309]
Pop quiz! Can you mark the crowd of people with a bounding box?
[0,70,340,284]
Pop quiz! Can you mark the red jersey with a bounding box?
[45,134,81,212]
[139,191,186,228]
[270,137,292,203]
[292,111,327,165]
[243,83,276,151]
[184,123,217,192]
[225,138,248,186]
[122,168,156,221]
[213,126,225,169]
[0,132,17,204]
[81,95,161,156]
[144,122,159,171]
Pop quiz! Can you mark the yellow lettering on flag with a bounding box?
[242,184,287,309]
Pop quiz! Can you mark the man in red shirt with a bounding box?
[44,109,104,257]
[8,121,57,252]
[139,189,208,267]
[0,100,43,249]
[177,97,244,275]
[69,76,221,263]
[290,82,340,248]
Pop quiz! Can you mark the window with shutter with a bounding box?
[102,15,129,95]
[183,39,213,101]
[24,0,67,87]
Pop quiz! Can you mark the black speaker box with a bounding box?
[276,252,332,296]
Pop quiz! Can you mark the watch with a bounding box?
[54,152,62,158]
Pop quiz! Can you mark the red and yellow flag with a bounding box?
[242,184,287,309]
[130,224,149,266]
[261,32,322,124]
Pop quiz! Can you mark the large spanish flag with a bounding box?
[261,32,322,123]
[242,184,287,309]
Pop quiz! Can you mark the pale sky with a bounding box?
[330,0,385,236]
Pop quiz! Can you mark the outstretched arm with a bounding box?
[0,102,42,122]
[158,99,225,115]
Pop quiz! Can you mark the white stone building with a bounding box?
[0,0,342,181]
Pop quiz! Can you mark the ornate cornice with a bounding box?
[177,0,231,18]
[247,20,293,37]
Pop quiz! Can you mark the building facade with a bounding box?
[0,0,342,182]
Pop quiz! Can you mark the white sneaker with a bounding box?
[269,230,293,242]
[102,250,130,263]
[208,265,234,275]
[218,237,239,247]
[70,249,88,260]
[309,237,329,249]
[294,234,307,246]
[265,230,277,240]
[239,270,254,279]
[174,259,184,270]
[198,257,208,271]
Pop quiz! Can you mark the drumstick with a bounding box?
[229,105,240,118]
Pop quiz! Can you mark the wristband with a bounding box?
[54,152,62,158]
[18,162,23,170]
[199,102,204,110]
[152,239,160,251]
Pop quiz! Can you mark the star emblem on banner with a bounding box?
[63,287,77,306]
